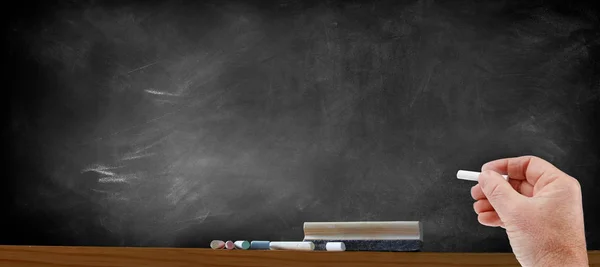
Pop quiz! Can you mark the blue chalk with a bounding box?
[250,240,270,250]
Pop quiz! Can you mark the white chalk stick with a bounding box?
[457,170,508,181]
[269,241,315,251]
[326,242,346,251]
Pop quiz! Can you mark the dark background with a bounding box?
[4,0,599,252]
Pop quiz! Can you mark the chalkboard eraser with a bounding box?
[456,170,508,181]
[308,240,422,252]
[303,221,422,240]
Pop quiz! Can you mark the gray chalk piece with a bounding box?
[250,240,270,250]
[307,240,422,252]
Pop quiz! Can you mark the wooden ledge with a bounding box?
[1,246,599,267]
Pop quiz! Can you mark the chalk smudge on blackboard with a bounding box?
[127,61,158,74]
[144,89,180,97]
[81,164,122,176]
[166,177,197,205]
[97,173,141,184]
[121,153,155,161]
[98,177,127,183]
[118,136,169,161]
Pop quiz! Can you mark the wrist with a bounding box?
[534,245,588,267]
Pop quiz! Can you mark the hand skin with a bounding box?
[471,156,588,267]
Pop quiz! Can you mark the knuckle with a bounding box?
[566,176,582,190]
[526,155,545,163]
[544,171,561,182]
[526,155,554,169]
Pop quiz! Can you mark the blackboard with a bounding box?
[5,0,600,252]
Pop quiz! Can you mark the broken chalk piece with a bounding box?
[210,240,225,249]
[457,170,508,181]
[326,242,346,251]
[250,241,270,250]
[225,240,235,250]
[234,240,250,250]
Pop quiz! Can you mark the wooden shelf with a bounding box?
[1,246,598,267]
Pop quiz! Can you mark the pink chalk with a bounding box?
[225,240,235,250]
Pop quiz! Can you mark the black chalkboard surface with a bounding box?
[5,0,600,252]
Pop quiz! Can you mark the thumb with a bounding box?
[479,170,523,216]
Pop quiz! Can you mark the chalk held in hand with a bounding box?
[225,240,235,250]
[326,242,346,251]
[234,240,250,250]
[269,241,315,251]
[210,240,225,249]
[457,170,508,182]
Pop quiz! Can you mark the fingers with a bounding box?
[474,199,494,213]
[478,170,524,216]
[475,180,534,199]
[508,179,535,197]
[471,185,485,200]
[508,179,521,192]
[472,184,507,228]
[474,200,504,227]
[478,211,504,227]
[518,181,534,197]
[473,182,532,200]
[481,157,525,180]
[472,189,505,228]
[481,156,563,187]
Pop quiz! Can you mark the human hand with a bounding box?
[471,156,588,267]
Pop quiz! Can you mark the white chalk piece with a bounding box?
[457,170,508,182]
[325,242,346,251]
[269,241,315,251]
